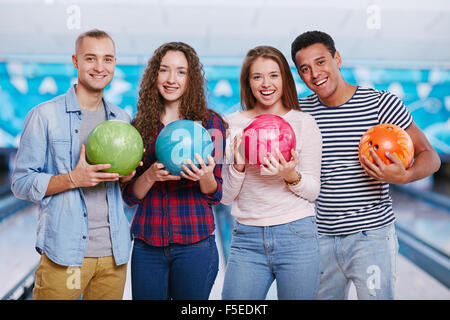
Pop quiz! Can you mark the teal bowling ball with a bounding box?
[155,120,214,176]
[86,120,144,176]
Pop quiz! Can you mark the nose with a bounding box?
[261,75,270,87]
[310,65,320,79]
[93,60,105,72]
[167,70,176,83]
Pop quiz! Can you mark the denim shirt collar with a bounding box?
[65,84,116,118]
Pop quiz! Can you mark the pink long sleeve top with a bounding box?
[221,109,322,226]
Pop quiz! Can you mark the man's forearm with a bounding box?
[45,173,76,196]
[404,149,441,184]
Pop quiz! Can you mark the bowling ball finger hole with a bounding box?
[374,145,379,150]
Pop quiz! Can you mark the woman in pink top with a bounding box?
[221,46,322,300]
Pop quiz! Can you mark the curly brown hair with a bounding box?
[132,42,226,143]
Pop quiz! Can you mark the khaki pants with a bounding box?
[33,253,127,300]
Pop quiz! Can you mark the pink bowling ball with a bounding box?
[240,114,296,166]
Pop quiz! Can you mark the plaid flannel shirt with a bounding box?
[122,112,226,246]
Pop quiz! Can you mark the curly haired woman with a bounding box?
[122,42,227,300]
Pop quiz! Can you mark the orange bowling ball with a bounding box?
[359,124,414,168]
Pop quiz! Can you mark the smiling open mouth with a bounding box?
[260,90,275,96]
[314,78,327,86]
[90,74,107,79]
[163,85,179,92]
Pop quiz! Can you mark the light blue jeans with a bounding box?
[221,216,321,300]
[317,223,399,300]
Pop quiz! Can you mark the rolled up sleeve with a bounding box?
[11,109,53,204]
[201,113,227,205]
[121,178,145,207]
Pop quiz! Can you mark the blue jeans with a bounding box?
[131,235,219,300]
[222,216,321,300]
[317,223,399,300]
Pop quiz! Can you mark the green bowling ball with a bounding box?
[86,120,144,176]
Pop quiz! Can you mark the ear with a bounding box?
[334,50,342,68]
[297,69,305,82]
[72,54,78,69]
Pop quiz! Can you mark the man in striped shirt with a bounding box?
[291,31,440,299]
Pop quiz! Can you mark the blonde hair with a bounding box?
[75,29,115,54]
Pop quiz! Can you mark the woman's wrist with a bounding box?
[284,171,302,186]
[233,163,245,172]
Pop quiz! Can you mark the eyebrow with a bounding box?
[84,53,115,58]
[251,71,280,75]
[160,64,187,69]
[299,56,326,69]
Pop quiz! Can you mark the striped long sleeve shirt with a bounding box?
[300,86,413,235]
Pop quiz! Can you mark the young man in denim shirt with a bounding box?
[11,29,136,300]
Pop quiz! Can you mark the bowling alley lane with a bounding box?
[0,205,39,299]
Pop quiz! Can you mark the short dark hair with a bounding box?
[75,29,115,54]
[291,31,336,67]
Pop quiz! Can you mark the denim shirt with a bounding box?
[11,85,132,267]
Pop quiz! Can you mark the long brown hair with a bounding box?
[240,46,300,111]
[132,42,226,143]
